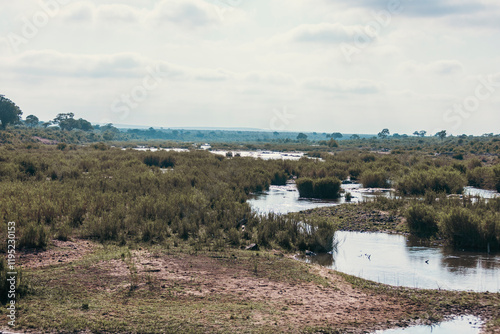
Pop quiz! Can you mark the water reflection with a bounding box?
[248,183,393,215]
[374,315,483,334]
[303,232,500,292]
[249,182,500,292]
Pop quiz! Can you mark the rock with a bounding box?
[245,243,259,251]
[305,250,316,256]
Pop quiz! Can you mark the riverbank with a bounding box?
[2,239,499,333]
[294,201,409,234]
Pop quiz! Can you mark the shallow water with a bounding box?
[302,231,500,292]
[464,186,499,199]
[250,183,500,292]
[248,183,393,215]
[373,315,483,334]
[211,150,308,161]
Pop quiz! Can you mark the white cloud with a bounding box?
[275,23,371,45]
[303,77,382,94]
[400,60,464,76]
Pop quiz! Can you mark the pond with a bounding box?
[248,183,393,215]
[374,315,483,334]
[249,183,500,292]
[301,231,500,292]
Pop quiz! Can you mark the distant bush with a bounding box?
[405,204,438,237]
[19,223,48,250]
[494,165,500,192]
[296,177,341,199]
[396,168,466,195]
[440,208,499,251]
[296,178,314,198]
[270,171,288,185]
[360,170,389,188]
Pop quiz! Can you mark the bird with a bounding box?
[425,260,429,264]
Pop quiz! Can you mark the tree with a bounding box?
[350,134,360,140]
[0,95,22,129]
[413,130,426,137]
[331,132,343,139]
[435,130,447,140]
[378,128,390,139]
[297,133,308,140]
[53,113,75,131]
[25,115,39,128]
[53,113,93,131]
[76,118,93,131]
[327,138,338,147]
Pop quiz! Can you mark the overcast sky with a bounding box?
[1,0,499,135]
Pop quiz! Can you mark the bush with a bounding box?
[397,168,466,195]
[439,208,499,251]
[360,170,389,188]
[296,177,341,199]
[270,171,288,185]
[19,223,48,250]
[405,204,438,237]
[296,178,314,198]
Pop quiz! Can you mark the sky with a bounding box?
[0,0,499,135]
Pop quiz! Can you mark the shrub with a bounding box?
[296,178,314,198]
[270,171,288,185]
[405,204,438,237]
[296,177,341,199]
[441,208,486,249]
[397,168,466,195]
[313,177,341,199]
[360,170,389,188]
[19,223,48,250]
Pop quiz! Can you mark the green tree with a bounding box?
[53,113,93,131]
[53,113,76,131]
[435,130,447,140]
[296,133,308,141]
[25,115,39,128]
[350,134,360,140]
[378,128,390,139]
[331,132,343,139]
[0,95,22,129]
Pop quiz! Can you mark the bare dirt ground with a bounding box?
[19,239,94,268]
[14,240,499,333]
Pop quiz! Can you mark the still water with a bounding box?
[248,183,393,215]
[374,315,483,334]
[303,231,500,292]
[249,184,500,292]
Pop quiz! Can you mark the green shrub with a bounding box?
[296,178,314,198]
[360,170,389,188]
[405,204,438,237]
[397,168,466,195]
[440,208,493,251]
[19,223,48,250]
[270,171,288,185]
[296,177,341,199]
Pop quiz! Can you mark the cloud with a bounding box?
[97,4,143,22]
[303,77,382,94]
[275,23,371,45]
[345,0,487,17]
[153,0,220,27]
[5,50,147,78]
[401,60,464,75]
[59,0,221,27]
